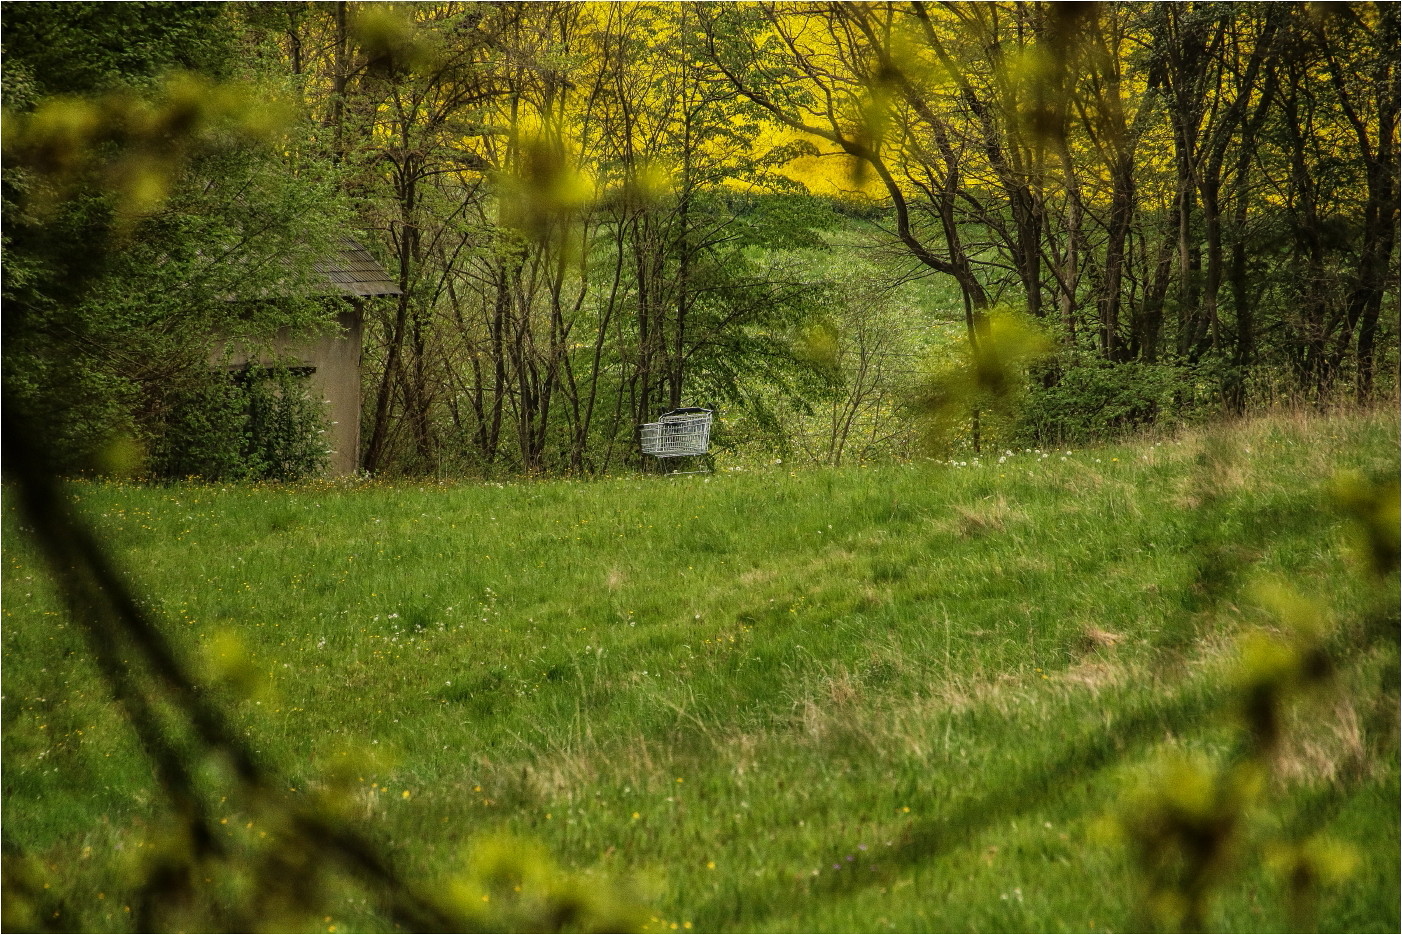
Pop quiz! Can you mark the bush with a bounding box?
[1014,358,1209,447]
[244,367,330,481]
[152,365,328,481]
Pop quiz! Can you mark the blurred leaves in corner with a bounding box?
[1330,470,1401,580]
[1236,581,1334,758]
[1266,834,1361,932]
[911,308,1052,449]
[1117,753,1260,932]
[441,835,650,934]
[352,3,444,79]
[498,133,596,261]
[2,71,292,232]
[1110,477,1386,933]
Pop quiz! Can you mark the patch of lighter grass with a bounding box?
[720,607,1290,780]
[931,494,1029,538]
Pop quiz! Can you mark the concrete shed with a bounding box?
[222,238,399,475]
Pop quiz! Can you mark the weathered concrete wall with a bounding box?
[216,303,363,476]
[301,306,362,476]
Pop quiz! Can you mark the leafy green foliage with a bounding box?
[152,366,329,482]
[244,368,332,482]
[1014,357,1213,447]
[2,140,345,473]
[2,3,350,477]
[149,369,249,481]
[0,1,237,101]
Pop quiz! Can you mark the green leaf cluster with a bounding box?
[2,2,351,477]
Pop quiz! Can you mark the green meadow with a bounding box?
[3,408,1398,933]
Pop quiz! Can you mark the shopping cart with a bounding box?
[640,407,713,469]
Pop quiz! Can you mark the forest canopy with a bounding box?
[3,1,1397,477]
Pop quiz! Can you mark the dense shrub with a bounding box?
[1014,358,1211,446]
[244,368,331,480]
[151,365,328,481]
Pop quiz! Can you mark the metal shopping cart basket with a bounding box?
[640,407,713,470]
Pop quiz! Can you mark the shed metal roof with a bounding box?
[313,238,401,297]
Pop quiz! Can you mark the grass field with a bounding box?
[3,408,1398,932]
